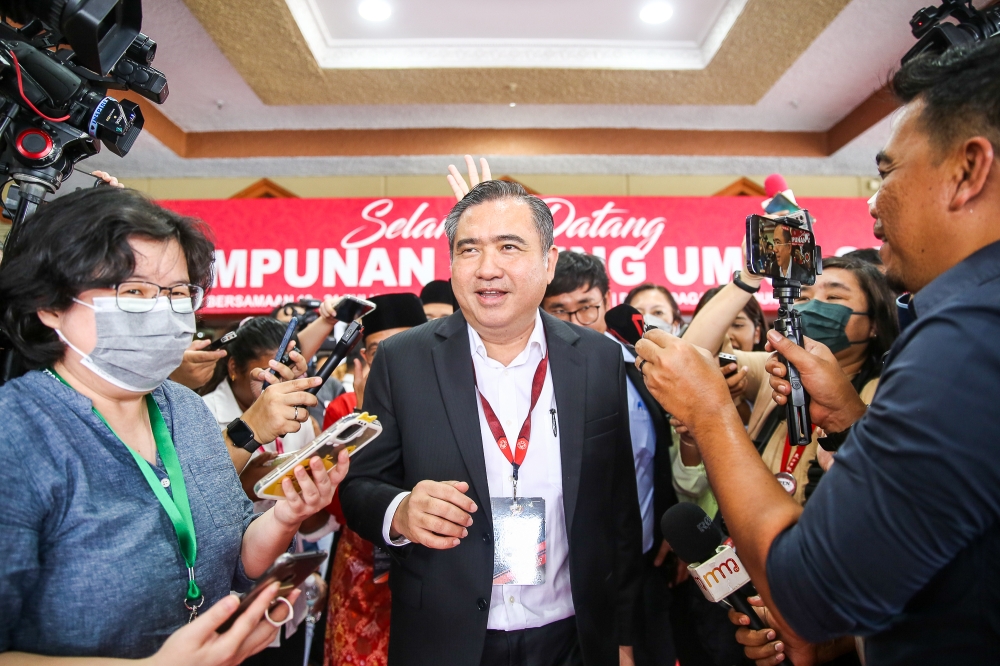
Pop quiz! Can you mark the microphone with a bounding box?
[660,503,767,632]
[605,304,646,351]
[306,320,363,396]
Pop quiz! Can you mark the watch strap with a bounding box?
[733,270,761,294]
[226,417,259,452]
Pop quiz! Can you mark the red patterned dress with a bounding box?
[323,394,391,666]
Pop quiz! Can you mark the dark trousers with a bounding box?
[669,578,749,666]
[633,550,678,666]
[479,616,582,666]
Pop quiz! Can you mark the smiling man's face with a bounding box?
[871,99,969,294]
[450,198,557,341]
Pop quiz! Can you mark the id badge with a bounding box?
[491,497,546,586]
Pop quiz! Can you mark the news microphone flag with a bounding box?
[689,545,752,603]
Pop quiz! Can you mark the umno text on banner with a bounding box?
[161,195,879,316]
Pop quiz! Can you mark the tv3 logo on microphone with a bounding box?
[690,546,753,603]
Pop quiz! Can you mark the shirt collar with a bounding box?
[206,377,243,422]
[911,239,1000,319]
[468,309,547,368]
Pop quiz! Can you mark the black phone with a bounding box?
[207,331,237,351]
[745,212,820,285]
[334,295,376,322]
[216,551,327,633]
[719,352,738,377]
[267,317,299,378]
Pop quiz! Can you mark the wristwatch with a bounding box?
[227,417,261,452]
[732,270,761,294]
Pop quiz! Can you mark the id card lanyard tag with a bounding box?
[473,353,549,586]
[47,368,203,620]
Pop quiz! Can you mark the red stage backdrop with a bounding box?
[161,196,879,316]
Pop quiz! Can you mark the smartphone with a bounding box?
[254,412,382,500]
[207,330,237,351]
[216,551,327,633]
[745,212,820,285]
[719,352,738,377]
[334,295,376,322]
[267,317,298,379]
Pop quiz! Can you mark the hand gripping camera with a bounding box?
[745,211,823,445]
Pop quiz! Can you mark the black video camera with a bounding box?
[904,0,1000,64]
[0,0,166,246]
[746,211,823,445]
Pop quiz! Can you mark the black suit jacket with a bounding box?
[339,310,644,666]
[623,363,679,551]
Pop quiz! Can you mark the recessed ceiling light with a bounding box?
[509,102,516,107]
[359,0,391,22]
[640,2,673,24]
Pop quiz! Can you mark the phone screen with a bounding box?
[747,214,817,285]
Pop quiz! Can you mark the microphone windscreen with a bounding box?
[764,173,789,198]
[605,304,646,347]
[660,503,725,564]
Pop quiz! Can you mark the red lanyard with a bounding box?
[474,353,548,498]
[780,425,815,474]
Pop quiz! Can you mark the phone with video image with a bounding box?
[745,212,820,285]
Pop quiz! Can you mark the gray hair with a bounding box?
[444,180,554,257]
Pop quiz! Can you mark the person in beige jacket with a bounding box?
[681,254,899,505]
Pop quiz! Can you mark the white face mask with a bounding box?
[56,296,196,393]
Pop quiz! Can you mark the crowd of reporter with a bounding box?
[1,37,999,666]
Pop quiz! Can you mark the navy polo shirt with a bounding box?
[767,240,1000,665]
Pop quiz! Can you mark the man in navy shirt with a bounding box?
[634,39,1000,665]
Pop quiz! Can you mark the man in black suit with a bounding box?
[772,226,809,282]
[339,179,643,666]
[540,251,679,666]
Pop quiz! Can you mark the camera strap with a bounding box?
[46,368,202,620]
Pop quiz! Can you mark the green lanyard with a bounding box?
[46,368,202,615]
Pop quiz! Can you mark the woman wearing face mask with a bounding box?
[0,187,349,665]
[682,255,899,505]
[625,283,685,335]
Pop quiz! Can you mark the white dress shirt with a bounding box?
[606,334,656,554]
[382,310,575,631]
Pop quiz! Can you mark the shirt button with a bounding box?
[477,597,488,611]
[509,596,515,604]
[483,533,492,543]
[160,478,170,488]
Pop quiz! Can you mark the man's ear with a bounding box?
[360,347,370,365]
[951,136,995,211]
[602,290,612,310]
[545,245,559,282]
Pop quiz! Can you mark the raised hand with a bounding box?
[447,155,493,201]
[241,375,320,445]
[169,338,227,390]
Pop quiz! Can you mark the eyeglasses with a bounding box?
[547,303,602,326]
[114,281,205,313]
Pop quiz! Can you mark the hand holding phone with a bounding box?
[216,552,327,633]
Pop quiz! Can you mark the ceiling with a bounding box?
[86,0,936,179]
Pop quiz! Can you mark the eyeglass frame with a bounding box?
[93,280,205,313]
[546,302,604,326]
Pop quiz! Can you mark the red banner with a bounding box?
[161,196,879,316]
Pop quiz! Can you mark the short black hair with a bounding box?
[545,251,609,299]
[444,180,554,254]
[0,187,215,370]
[891,38,1000,154]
